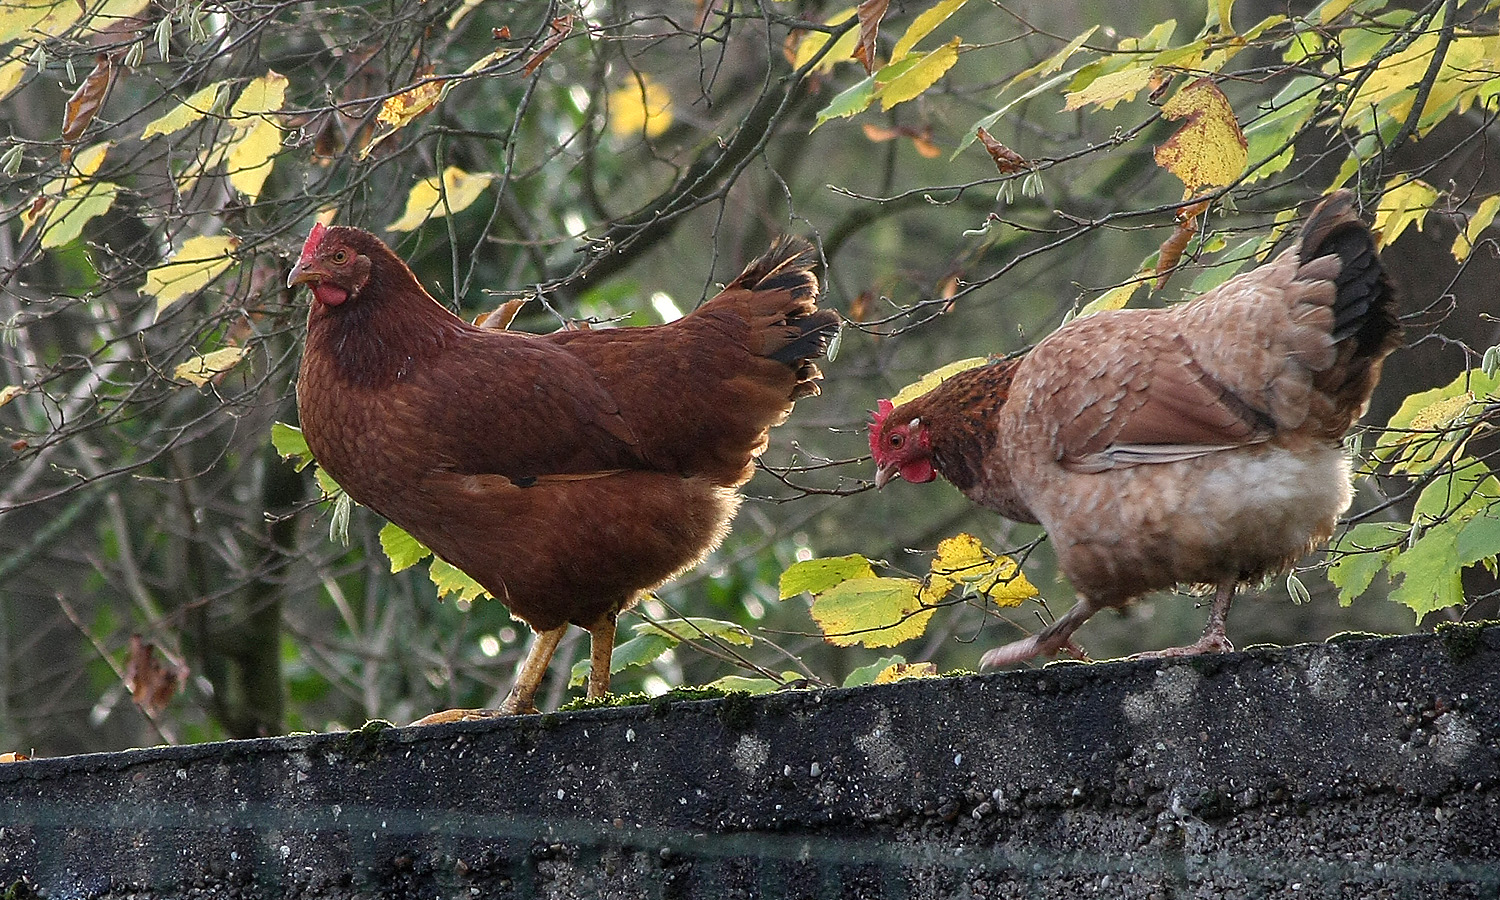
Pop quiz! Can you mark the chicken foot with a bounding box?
[408,626,566,724]
[1128,582,1236,659]
[978,597,1098,669]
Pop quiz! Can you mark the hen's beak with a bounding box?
[287,259,317,289]
[874,465,896,490]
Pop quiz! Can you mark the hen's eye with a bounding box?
[888,433,904,448]
[331,249,349,264]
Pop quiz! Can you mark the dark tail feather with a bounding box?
[769,309,841,367]
[727,235,820,299]
[1298,190,1400,360]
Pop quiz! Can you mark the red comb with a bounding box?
[298,222,328,265]
[868,398,895,455]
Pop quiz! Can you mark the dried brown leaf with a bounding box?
[125,634,186,716]
[853,0,889,73]
[493,25,511,39]
[60,54,116,165]
[1154,199,1210,289]
[849,290,875,323]
[476,298,528,330]
[975,127,1029,174]
[524,14,574,76]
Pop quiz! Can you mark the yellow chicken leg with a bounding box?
[584,611,619,701]
[409,625,565,725]
[1129,582,1236,659]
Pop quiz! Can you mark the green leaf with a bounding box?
[889,0,967,61]
[569,632,675,687]
[808,576,932,648]
[1003,26,1098,91]
[1186,237,1258,296]
[703,674,791,695]
[329,490,351,546]
[379,522,430,573]
[813,73,877,128]
[955,67,1078,157]
[1412,458,1500,526]
[879,37,961,110]
[1377,368,1500,475]
[780,554,876,599]
[1328,522,1403,605]
[1457,512,1500,568]
[430,557,490,602]
[842,654,907,687]
[314,467,342,497]
[40,180,120,249]
[1243,78,1321,183]
[270,422,312,471]
[632,617,753,646]
[1388,519,1465,620]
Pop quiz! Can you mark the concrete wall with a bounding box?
[2,627,1497,899]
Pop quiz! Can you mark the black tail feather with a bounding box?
[769,310,842,368]
[729,235,819,300]
[1298,191,1400,360]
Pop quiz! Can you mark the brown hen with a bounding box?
[869,191,1399,665]
[290,225,838,716]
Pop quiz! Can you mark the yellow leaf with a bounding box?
[1079,278,1145,317]
[889,0,967,61]
[387,167,495,232]
[378,79,446,129]
[928,533,1037,607]
[793,7,860,73]
[0,384,22,407]
[809,576,933,648]
[226,117,280,202]
[143,234,238,314]
[39,180,118,248]
[879,36,960,110]
[0,58,26,103]
[608,74,673,138]
[446,0,484,31]
[462,48,509,76]
[1406,392,1476,435]
[228,70,288,120]
[1213,0,1236,33]
[872,661,938,684]
[69,140,110,178]
[1373,178,1439,247]
[1453,195,1500,263]
[1317,0,1356,23]
[1153,78,1247,197]
[890,356,989,406]
[0,0,79,44]
[217,72,286,202]
[141,82,224,140]
[1062,65,1153,111]
[174,346,247,386]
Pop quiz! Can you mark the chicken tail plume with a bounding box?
[717,236,842,399]
[1298,191,1400,359]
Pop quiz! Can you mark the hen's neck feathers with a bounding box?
[906,359,1020,492]
[306,234,469,388]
